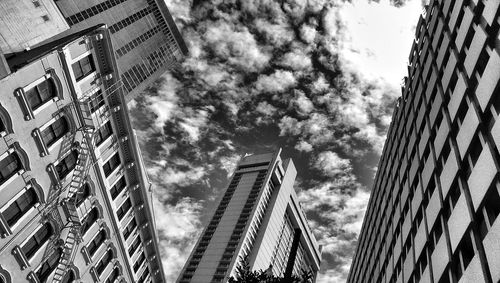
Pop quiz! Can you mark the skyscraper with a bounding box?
[348,0,500,283]
[0,22,165,283]
[177,150,321,283]
[53,0,188,101]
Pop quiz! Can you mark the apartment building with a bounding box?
[0,23,165,283]
[53,0,189,101]
[348,0,500,282]
[177,150,321,283]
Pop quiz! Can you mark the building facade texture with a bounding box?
[177,150,321,283]
[348,0,500,283]
[47,0,188,101]
[0,23,166,283]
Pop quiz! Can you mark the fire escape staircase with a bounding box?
[52,112,95,282]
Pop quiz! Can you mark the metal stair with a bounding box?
[51,227,80,282]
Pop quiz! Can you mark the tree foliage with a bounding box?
[228,257,313,283]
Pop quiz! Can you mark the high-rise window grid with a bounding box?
[348,0,500,282]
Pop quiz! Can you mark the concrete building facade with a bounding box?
[53,0,188,101]
[177,150,321,283]
[348,0,500,283]
[0,24,165,283]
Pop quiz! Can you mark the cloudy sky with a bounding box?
[129,0,426,282]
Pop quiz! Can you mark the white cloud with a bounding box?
[154,197,204,282]
[278,47,312,70]
[145,73,180,130]
[219,154,241,177]
[295,140,313,152]
[204,21,271,72]
[255,70,297,93]
[314,151,352,177]
[292,91,315,115]
[299,23,317,43]
[337,0,423,86]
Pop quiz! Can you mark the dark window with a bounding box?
[56,150,78,180]
[476,48,490,76]
[133,252,146,272]
[123,219,137,240]
[96,249,114,275]
[90,90,105,113]
[81,207,99,235]
[41,116,69,147]
[72,55,95,81]
[478,181,500,240]
[117,198,132,220]
[61,270,75,283]
[110,176,126,199]
[75,183,91,206]
[3,187,38,226]
[88,229,106,256]
[22,222,53,259]
[105,267,120,283]
[138,268,150,283]
[36,248,62,283]
[25,78,57,110]
[103,153,121,177]
[128,236,142,256]
[0,152,22,184]
[95,121,113,146]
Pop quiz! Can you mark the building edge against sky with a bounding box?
[52,0,188,102]
[0,0,190,281]
[348,0,500,283]
[177,149,321,283]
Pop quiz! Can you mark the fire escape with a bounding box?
[40,90,100,282]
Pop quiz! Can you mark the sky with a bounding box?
[129,0,426,282]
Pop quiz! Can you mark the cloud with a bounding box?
[337,0,422,85]
[153,197,204,282]
[131,0,425,282]
[314,151,352,177]
[204,21,271,72]
[255,70,297,93]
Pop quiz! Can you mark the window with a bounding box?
[95,249,114,275]
[138,268,150,283]
[25,78,57,110]
[123,219,137,240]
[75,183,91,206]
[90,90,105,113]
[110,176,126,199]
[477,180,500,240]
[103,153,121,177]
[95,121,113,146]
[36,248,62,283]
[22,222,53,259]
[133,252,146,272]
[72,55,95,81]
[0,152,22,184]
[88,229,106,256]
[2,187,38,227]
[105,267,120,283]
[80,207,99,235]
[452,232,475,281]
[41,117,69,147]
[61,270,75,283]
[116,198,132,220]
[128,236,142,256]
[56,150,78,180]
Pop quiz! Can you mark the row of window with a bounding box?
[351,0,496,280]
[65,0,129,26]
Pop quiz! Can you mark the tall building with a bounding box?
[0,23,165,283]
[51,0,189,101]
[177,150,321,283]
[348,0,500,283]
